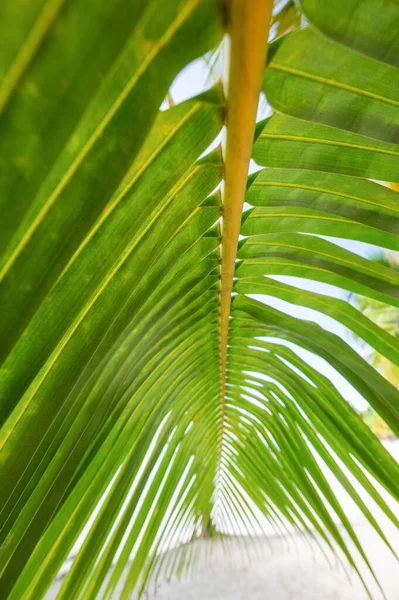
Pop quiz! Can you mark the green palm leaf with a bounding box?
[1,0,399,598]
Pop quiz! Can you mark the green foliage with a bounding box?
[0,0,399,598]
[349,252,399,437]
[361,407,395,441]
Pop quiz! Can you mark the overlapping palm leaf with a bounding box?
[0,0,399,598]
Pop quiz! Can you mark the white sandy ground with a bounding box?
[138,520,399,600]
[46,441,399,599]
[47,518,399,599]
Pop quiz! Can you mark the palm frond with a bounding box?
[1,0,399,598]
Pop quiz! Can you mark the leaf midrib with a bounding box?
[269,62,399,107]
